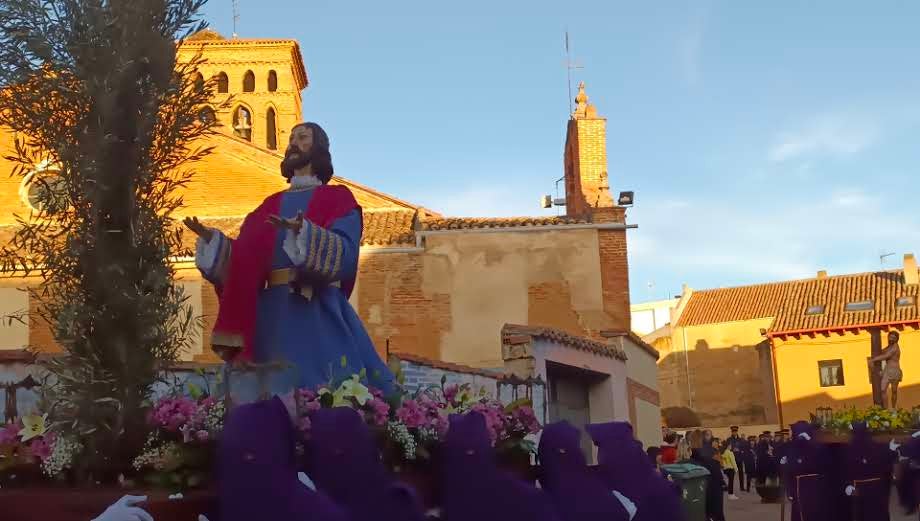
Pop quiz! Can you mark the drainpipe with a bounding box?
[682,327,693,409]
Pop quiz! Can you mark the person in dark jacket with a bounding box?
[726,426,749,492]
[743,435,758,492]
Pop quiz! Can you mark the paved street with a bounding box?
[724,489,914,521]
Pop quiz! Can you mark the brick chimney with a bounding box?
[817,270,828,280]
[904,254,919,286]
[564,82,614,219]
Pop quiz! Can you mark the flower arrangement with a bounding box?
[0,412,82,486]
[820,406,915,433]
[132,390,225,490]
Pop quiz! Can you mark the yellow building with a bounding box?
[663,255,920,428]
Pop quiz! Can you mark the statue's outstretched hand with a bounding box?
[183,216,213,243]
[266,212,304,234]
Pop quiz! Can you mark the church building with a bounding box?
[0,32,661,449]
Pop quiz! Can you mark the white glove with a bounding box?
[913,430,920,438]
[780,456,787,465]
[612,490,637,521]
[845,485,855,496]
[92,495,154,521]
[298,471,316,491]
[890,440,901,451]
[199,517,210,521]
[798,433,811,441]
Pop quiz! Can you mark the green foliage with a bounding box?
[0,0,219,482]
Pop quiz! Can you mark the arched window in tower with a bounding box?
[216,72,229,93]
[198,106,216,125]
[243,70,255,93]
[267,70,278,92]
[266,107,278,150]
[193,73,204,93]
[233,106,253,141]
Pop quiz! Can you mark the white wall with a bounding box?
[630,298,678,336]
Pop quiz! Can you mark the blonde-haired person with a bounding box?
[720,440,739,500]
[676,439,693,462]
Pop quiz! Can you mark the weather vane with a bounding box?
[232,0,240,38]
[564,30,584,114]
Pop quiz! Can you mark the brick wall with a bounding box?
[598,225,631,332]
[355,252,450,362]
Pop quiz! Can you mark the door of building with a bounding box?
[547,362,594,462]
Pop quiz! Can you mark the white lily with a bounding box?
[19,414,48,442]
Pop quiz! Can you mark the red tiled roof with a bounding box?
[419,216,588,231]
[676,281,791,327]
[675,269,920,334]
[390,352,502,379]
[502,324,627,361]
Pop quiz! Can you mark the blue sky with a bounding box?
[199,1,920,302]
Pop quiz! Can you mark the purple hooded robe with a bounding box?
[538,421,630,521]
[217,396,349,521]
[441,412,561,521]
[845,421,896,521]
[586,421,685,521]
[782,421,832,521]
[306,406,425,521]
[897,433,920,518]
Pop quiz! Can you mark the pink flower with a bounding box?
[297,416,312,433]
[510,406,541,435]
[368,398,390,427]
[396,400,425,429]
[471,403,505,442]
[370,387,384,399]
[443,384,459,403]
[0,422,21,445]
[195,430,210,442]
[28,435,53,461]
[149,397,198,432]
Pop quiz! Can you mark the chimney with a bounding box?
[817,270,828,280]
[563,82,614,218]
[904,254,919,286]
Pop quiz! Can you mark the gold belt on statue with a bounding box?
[266,268,340,300]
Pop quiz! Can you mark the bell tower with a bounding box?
[177,30,309,151]
[563,82,614,219]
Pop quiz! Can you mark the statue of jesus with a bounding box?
[183,122,395,400]
[868,330,902,409]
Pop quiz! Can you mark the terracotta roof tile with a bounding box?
[420,216,588,231]
[676,270,920,334]
[502,324,627,361]
[600,329,661,360]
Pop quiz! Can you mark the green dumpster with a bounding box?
[660,463,709,521]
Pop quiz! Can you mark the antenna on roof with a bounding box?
[564,30,584,115]
[880,251,896,266]
[232,0,240,38]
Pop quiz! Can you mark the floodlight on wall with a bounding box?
[618,191,635,207]
[541,195,566,209]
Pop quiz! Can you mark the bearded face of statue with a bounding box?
[281,126,315,179]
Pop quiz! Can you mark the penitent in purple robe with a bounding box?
[538,421,631,521]
[782,421,832,521]
[306,407,425,521]
[441,412,561,521]
[845,421,897,521]
[586,421,685,521]
[897,432,920,518]
[217,397,349,521]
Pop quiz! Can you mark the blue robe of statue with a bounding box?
[196,182,395,401]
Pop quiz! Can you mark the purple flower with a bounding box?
[443,384,459,403]
[297,416,312,433]
[195,430,210,442]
